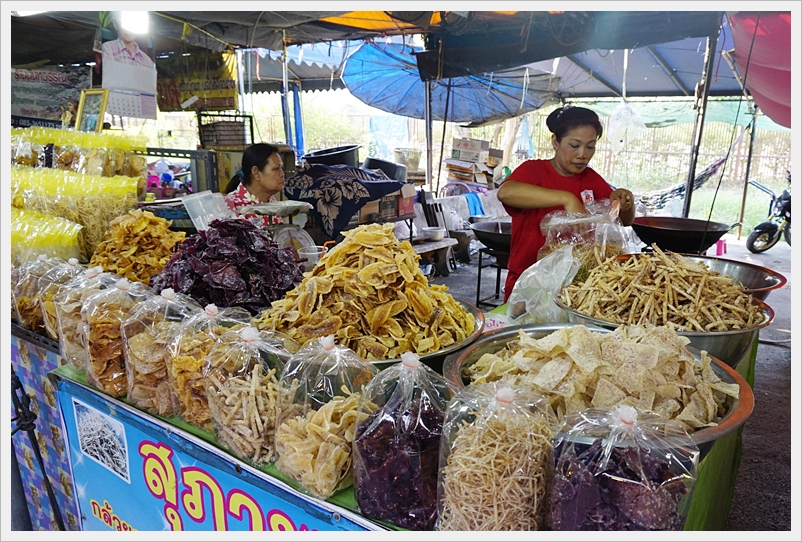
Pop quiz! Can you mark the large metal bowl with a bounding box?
[554,294,774,368]
[441,323,754,459]
[470,221,512,252]
[372,298,484,372]
[682,255,787,302]
[631,216,736,253]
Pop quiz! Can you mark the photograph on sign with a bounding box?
[72,398,130,483]
[75,88,109,133]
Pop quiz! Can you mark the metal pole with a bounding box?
[682,29,719,218]
[737,116,758,239]
[425,80,433,190]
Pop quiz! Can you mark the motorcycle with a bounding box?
[746,173,791,253]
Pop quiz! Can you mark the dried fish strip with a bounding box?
[254,223,475,360]
[206,366,279,465]
[438,411,553,531]
[559,245,764,331]
[275,390,367,499]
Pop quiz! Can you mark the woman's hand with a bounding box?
[610,188,636,225]
[562,192,586,214]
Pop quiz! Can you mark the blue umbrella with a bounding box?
[342,41,561,125]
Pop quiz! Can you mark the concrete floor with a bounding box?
[430,232,793,532]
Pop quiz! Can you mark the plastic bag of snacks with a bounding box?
[38,257,86,340]
[549,404,699,531]
[436,383,557,531]
[54,266,121,370]
[121,288,203,416]
[537,199,632,282]
[11,266,20,323]
[203,326,298,466]
[10,207,83,267]
[353,352,452,530]
[165,304,252,430]
[274,335,379,499]
[81,278,154,397]
[13,254,65,335]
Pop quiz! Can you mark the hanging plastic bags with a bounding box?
[203,326,298,466]
[549,404,699,531]
[436,383,557,531]
[274,335,379,499]
[353,352,452,530]
[121,288,202,416]
[607,98,648,155]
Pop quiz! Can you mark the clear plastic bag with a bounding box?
[436,382,557,531]
[165,303,252,430]
[54,266,121,370]
[81,278,154,397]
[121,288,203,416]
[38,258,86,340]
[506,244,578,324]
[607,99,649,155]
[203,326,298,466]
[353,352,452,530]
[274,335,379,499]
[13,254,64,335]
[549,404,699,531]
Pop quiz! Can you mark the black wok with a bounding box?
[470,221,512,252]
[631,216,738,254]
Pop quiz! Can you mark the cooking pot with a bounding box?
[362,156,407,181]
[631,216,738,254]
[470,221,512,252]
[301,144,361,167]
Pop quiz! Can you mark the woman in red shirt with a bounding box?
[497,106,635,301]
[224,143,285,227]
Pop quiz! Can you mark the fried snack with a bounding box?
[559,245,764,332]
[90,209,185,284]
[168,324,246,430]
[206,364,279,465]
[467,324,740,433]
[254,223,475,360]
[84,297,136,397]
[39,259,85,340]
[13,256,63,335]
[125,321,181,416]
[438,411,553,531]
[275,389,367,499]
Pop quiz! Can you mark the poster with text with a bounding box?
[157,50,239,112]
[11,66,91,128]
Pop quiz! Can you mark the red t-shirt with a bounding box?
[501,159,613,301]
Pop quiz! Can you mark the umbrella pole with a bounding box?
[737,115,758,239]
[425,80,433,191]
[682,29,719,218]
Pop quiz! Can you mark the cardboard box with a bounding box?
[396,183,417,216]
[358,199,380,222]
[379,194,397,219]
[451,148,489,163]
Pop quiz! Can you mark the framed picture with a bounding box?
[75,89,109,133]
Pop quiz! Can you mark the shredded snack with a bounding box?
[90,209,185,284]
[466,325,740,433]
[254,223,476,360]
[438,408,553,530]
[559,245,764,331]
[167,324,245,430]
[275,388,367,499]
[206,364,279,465]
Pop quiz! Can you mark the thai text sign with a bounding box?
[55,378,374,532]
[157,50,238,112]
[11,66,91,128]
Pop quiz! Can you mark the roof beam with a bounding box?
[565,54,622,97]
[646,45,690,96]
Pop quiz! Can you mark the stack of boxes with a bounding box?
[445,138,503,188]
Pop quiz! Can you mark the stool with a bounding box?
[715,239,727,255]
[476,247,509,308]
